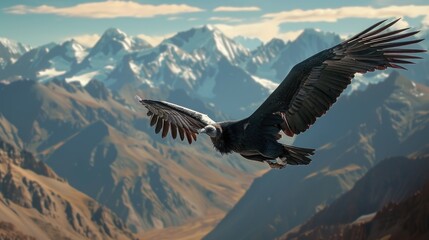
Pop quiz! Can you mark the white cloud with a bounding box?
[70,34,100,47]
[4,1,204,18]
[216,20,304,43]
[209,17,242,23]
[215,21,278,42]
[262,5,429,23]
[167,16,182,21]
[392,18,410,29]
[213,6,260,12]
[137,33,174,46]
[215,19,299,42]
[215,5,428,43]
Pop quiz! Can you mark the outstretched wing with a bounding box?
[249,18,426,136]
[135,96,215,144]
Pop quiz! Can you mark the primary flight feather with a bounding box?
[136,19,426,169]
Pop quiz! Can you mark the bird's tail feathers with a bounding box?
[282,145,315,165]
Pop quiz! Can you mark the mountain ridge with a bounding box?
[0,139,136,240]
[282,152,429,240]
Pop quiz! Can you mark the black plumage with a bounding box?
[136,19,426,169]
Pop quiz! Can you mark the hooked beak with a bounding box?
[198,128,206,134]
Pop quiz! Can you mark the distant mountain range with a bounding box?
[3,25,426,118]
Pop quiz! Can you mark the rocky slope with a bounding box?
[282,152,429,239]
[0,139,135,240]
[204,72,429,240]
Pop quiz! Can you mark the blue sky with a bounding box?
[1,0,429,47]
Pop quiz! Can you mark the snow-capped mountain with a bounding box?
[251,38,285,65]
[0,40,87,81]
[163,25,250,64]
[65,28,152,85]
[104,42,203,91]
[2,25,420,117]
[89,28,151,57]
[0,37,30,69]
[105,41,272,117]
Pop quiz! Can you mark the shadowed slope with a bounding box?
[282,147,429,240]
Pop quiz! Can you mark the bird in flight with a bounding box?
[136,19,425,169]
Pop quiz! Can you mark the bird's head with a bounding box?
[199,124,221,138]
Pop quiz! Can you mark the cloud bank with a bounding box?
[213,6,260,12]
[5,1,203,18]
[263,5,429,22]
[216,5,429,42]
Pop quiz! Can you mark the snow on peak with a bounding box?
[90,28,133,55]
[0,37,31,67]
[163,25,249,63]
[90,28,152,57]
[62,40,87,63]
[0,37,31,55]
[204,24,217,31]
[103,28,127,38]
[131,37,152,50]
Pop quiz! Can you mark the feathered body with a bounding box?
[210,120,248,154]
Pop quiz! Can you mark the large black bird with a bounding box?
[136,19,425,169]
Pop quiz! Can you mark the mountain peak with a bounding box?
[0,37,31,55]
[89,28,133,56]
[296,28,341,45]
[132,36,152,49]
[0,38,31,67]
[102,27,128,39]
[163,25,249,63]
[87,28,151,58]
[60,39,87,62]
[265,38,285,48]
[201,24,220,32]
